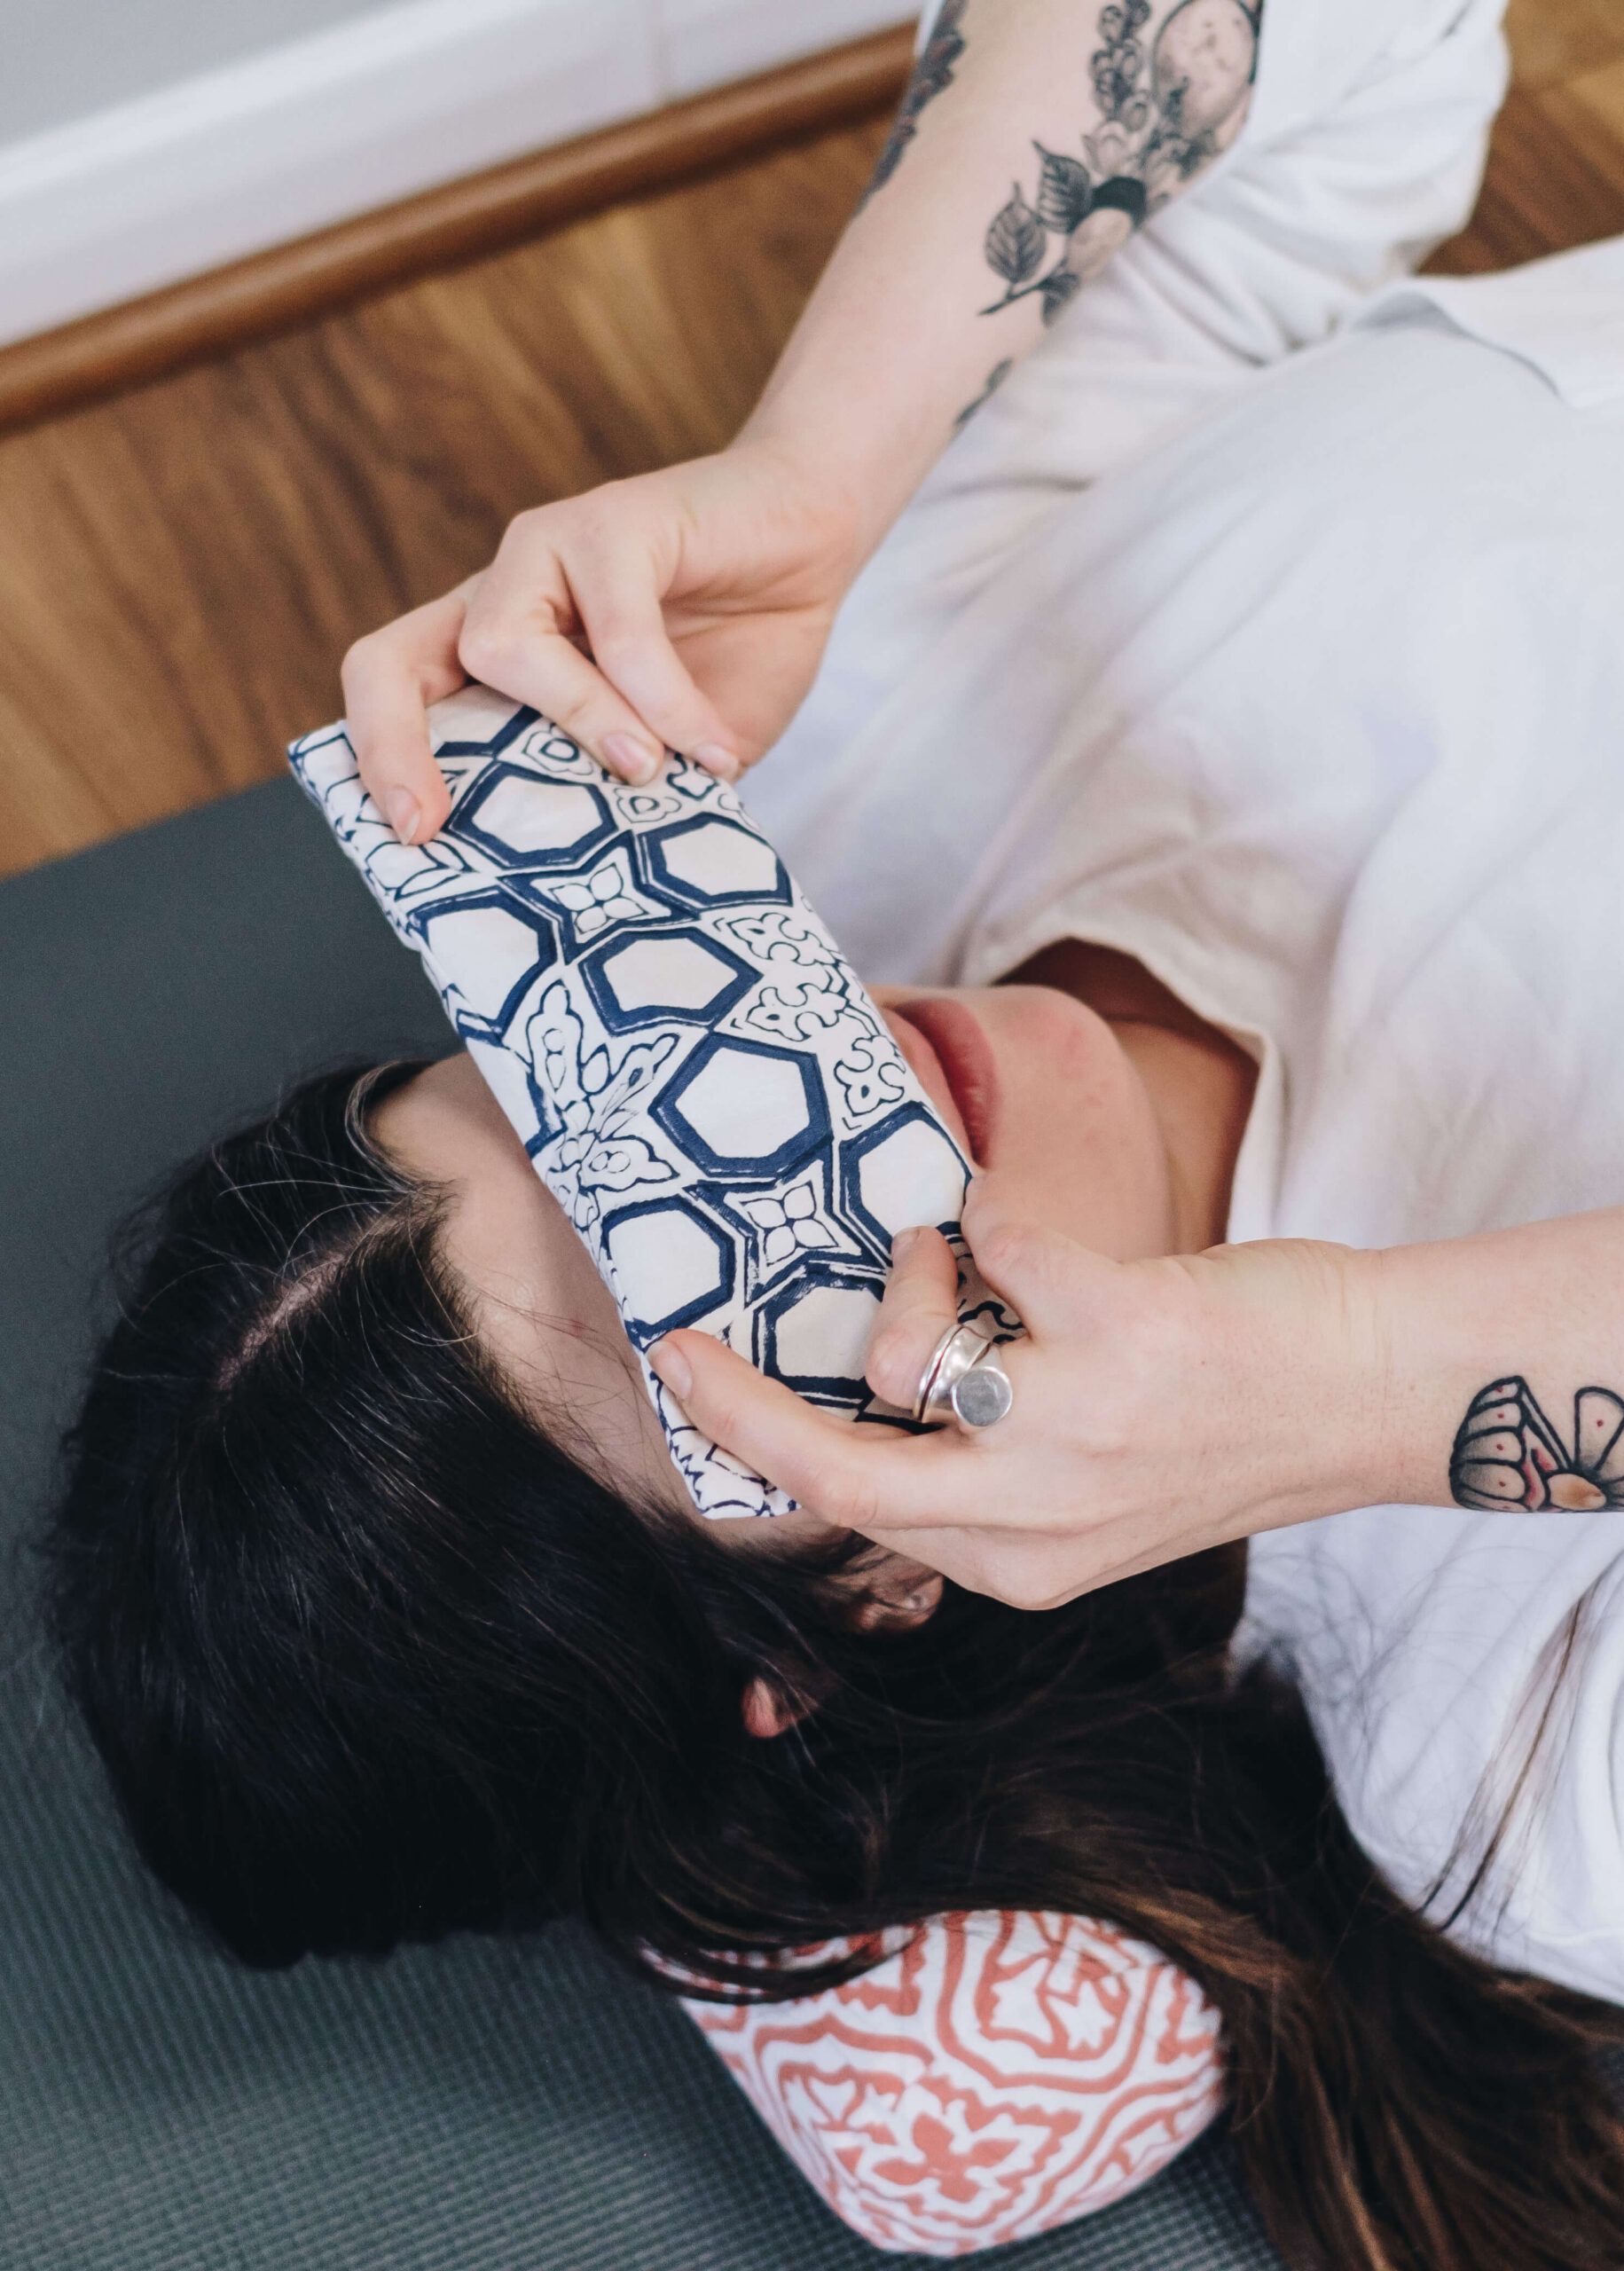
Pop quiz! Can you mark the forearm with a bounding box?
[1279,1213,1624,1521]
[741,0,1260,559]
[1360,1212,1624,1513]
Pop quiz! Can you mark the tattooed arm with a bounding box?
[343,0,1260,835]
[747,0,1260,541]
[1386,1217,1624,1514]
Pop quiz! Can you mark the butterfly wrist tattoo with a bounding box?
[1450,1378,1624,1513]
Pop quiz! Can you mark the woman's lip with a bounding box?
[885,996,999,1166]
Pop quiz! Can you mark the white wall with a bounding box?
[0,0,914,350]
[4,0,388,139]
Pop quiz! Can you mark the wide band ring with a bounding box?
[914,1319,1017,1431]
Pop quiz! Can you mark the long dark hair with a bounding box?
[47,1063,1624,2271]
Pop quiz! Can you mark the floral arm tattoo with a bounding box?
[862,0,969,207]
[982,0,1259,326]
[1450,1379,1624,1512]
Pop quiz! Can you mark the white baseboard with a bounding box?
[0,0,915,352]
[660,0,918,100]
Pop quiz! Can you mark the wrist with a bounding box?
[719,424,870,583]
[1196,1239,1399,1536]
[1304,1240,1469,1515]
[1338,1242,1418,1513]
[736,385,933,569]
[1360,1233,1533,1514]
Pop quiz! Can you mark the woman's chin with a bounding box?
[882,985,1178,1261]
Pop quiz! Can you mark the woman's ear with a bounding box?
[740,1558,945,1737]
[850,1559,945,1636]
[741,1677,810,1740]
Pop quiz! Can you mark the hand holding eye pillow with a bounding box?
[291,688,1008,1518]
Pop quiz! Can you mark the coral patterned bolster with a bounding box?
[683,1910,1227,2256]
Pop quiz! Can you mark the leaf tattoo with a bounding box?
[1450,1378,1624,1513]
[953,356,1015,432]
[979,0,1259,326]
[1033,144,1093,234]
[985,185,1048,290]
[862,0,969,207]
[1040,263,1083,321]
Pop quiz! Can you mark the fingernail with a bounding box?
[381,788,420,843]
[649,1338,692,1400]
[603,732,663,784]
[890,1228,924,1264]
[690,742,741,782]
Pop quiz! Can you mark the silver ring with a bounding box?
[914,1319,1016,1431]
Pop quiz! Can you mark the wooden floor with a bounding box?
[3,0,1623,881]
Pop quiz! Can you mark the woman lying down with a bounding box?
[53,240,1624,2269]
[50,0,1624,2194]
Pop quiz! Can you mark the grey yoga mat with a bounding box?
[0,780,1280,2271]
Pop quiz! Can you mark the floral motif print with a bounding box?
[525,981,677,1228]
[686,1909,1225,2254]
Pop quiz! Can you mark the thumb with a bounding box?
[567,560,744,780]
[961,1174,1116,1339]
[342,585,473,844]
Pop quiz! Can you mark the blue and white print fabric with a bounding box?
[290,686,991,1518]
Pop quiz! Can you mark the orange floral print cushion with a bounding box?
[683,1909,1226,2256]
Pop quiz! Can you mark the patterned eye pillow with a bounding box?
[685,1910,1226,2254]
[291,688,1008,1517]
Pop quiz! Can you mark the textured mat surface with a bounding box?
[0,780,1281,2271]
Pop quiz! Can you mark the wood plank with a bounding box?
[1424,83,1624,272]
[1546,51,1624,168]
[0,28,913,439]
[0,121,886,877]
[1503,0,1624,92]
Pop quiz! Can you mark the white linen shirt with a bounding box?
[749,235,1624,2000]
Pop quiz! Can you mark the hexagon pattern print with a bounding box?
[290,688,1006,1517]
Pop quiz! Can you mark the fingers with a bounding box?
[341,586,475,843]
[562,549,743,781]
[866,1227,961,1410]
[650,1330,977,1534]
[961,1173,1109,1336]
[458,508,741,783]
[459,604,666,784]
